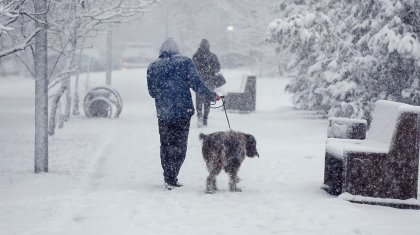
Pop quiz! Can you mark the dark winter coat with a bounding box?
[192,40,221,87]
[147,39,216,121]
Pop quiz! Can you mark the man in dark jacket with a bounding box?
[192,39,221,127]
[147,38,220,190]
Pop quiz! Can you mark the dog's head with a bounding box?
[245,134,259,158]
[199,133,207,141]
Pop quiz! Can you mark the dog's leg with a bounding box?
[228,172,242,192]
[225,157,242,192]
[206,176,216,194]
[234,175,241,183]
[206,162,222,194]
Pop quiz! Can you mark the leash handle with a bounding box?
[210,95,232,131]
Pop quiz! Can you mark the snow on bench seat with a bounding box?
[325,138,387,159]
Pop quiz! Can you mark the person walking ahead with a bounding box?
[147,38,220,190]
[192,39,221,127]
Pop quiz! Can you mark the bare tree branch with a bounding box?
[0,28,39,58]
[14,53,35,77]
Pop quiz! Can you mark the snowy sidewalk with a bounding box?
[1,69,420,235]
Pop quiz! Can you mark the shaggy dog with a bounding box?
[199,131,259,193]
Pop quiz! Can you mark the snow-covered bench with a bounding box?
[327,117,367,140]
[224,76,256,112]
[323,100,420,208]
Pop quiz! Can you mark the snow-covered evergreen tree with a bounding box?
[269,0,420,119]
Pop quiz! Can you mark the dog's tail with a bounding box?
[199,133,207,141]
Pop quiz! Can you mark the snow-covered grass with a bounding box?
[1,69,420,235]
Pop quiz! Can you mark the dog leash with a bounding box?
[211,96,232,131]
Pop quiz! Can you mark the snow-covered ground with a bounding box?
[1,69,420,235]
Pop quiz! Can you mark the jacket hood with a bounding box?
[198,39,210,52]
[159,38,180,56]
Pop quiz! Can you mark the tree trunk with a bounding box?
[72,74,80,115]
[34,0,49,173]
[106,25,113,85]
[63,0,78,121]
[84,55,91,93]
[63,79,72,121]
[48,86,66,136]
[72,48,83,116]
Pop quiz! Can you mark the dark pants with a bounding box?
[196,94,210,125]
[158,118,191,185]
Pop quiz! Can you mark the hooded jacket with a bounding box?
[192,39,221,85]
[147,38,217,120]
